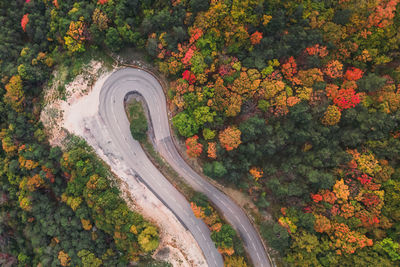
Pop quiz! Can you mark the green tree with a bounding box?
[193,106,216,125]
[203,161,227,179]
[357,73,386,92]
[172,112,199,137]
[260,221,290,254]
[211,224,236,249]
[203,128,216,140]
[77,250,102,267]
[105,27,123,51]
[374,238,400,262]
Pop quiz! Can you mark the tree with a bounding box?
[333,88,361,110]
[249,167,263,181]
[189,0,210,13]
[182,70,196,84]
[219,126,242,151]
[138,226,159,252]
[203,128,216,140]
[203,161,227,179]
[186,135,203,158]
[4,75,25,112]
[172,112,199,137]
[211,224,235,249]
[207,142,217,159]
[224,256,248,267]
[260,221,290,254]
[64,20,86,53]
[193,106,216,125]
[345,67,364,81]
[374,238,400,262]
[58,251,71,267]
[333,179,350,201]
[77,250,102,267]
[190,52,207,74]
[281,56,297,81]
[92,8,109,31]
[21,14,29,32]
[324,60,343,79]
[287,231,321,266]
[105,27,123,51]
[357,73,386,92]
[250,31,262,45]
[322,105,341,126]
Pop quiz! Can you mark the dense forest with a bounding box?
[1,0,400,266]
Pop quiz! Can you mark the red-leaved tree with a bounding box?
[21,14,29,32]
[344,67,364,81]
[186,135,203,157]
[333,88,361,110]
[182,70,196,84]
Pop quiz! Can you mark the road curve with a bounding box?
[99,68,271,267]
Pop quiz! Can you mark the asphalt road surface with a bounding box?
[99,68,271,267]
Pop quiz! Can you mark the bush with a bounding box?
[203,161,227,179]
[130,113,148,142]
[260,221,291,254]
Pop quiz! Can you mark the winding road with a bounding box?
[98,68,271,267]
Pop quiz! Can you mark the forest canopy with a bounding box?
[1,0,400,266]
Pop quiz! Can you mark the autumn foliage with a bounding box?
[249,167,263,181]
[250,31,263,45]
[281,57,297,80]
[182,70,196,84]
[344,67,364,81]
[219,126,241,151]
[332,88,361,110]
[5,0,400,265]
[5,75,25,112]
[207,142,217,159]
[185,135,203,157]
[58,251,71,266]
[324,60,343,79]
[305,44,328,57]
[295,150,389,256]
[21,14,29,32]
[321,105,341,126]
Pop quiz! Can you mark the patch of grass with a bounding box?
[127,99,148,142]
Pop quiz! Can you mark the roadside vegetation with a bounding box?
[125,96,250,265]
[190,192,249,266]
[125,96,195,197]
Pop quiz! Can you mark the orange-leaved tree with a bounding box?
[250,31,262,45]
[219,126,241,151]
[324,60,343,79]
[207,142,217,159]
